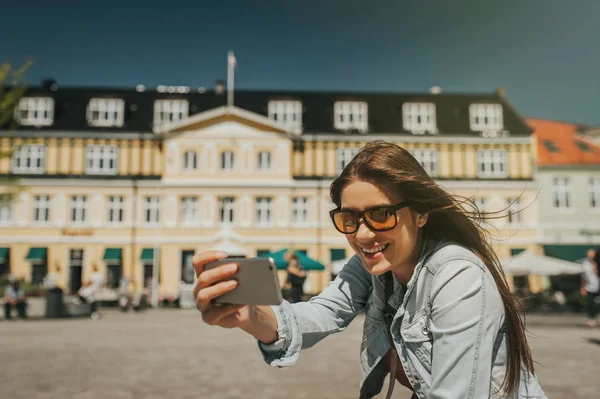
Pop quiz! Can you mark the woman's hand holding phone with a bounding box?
[193,250,279,344]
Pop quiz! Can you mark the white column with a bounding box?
[91,194,103,227]
[276,195,289,228]
[239,195,252,227]
[17,192,29,227]
[276,143,290,174]
[202,195,215,228]
[166,141,179,174]
[241,143,253,174]
[54,193,66,227]
[309,197,318,228]
[205,143,217,174]
[165,194,177,228]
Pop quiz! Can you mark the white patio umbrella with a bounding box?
[500,250,583,276]
[331,257,351,275]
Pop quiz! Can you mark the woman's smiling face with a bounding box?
[340,180,427,282]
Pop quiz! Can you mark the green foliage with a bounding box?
[0,274,46,298]
[0,60,32,127]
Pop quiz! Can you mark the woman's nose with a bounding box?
[355,220,375,241]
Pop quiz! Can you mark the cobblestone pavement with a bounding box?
[1,310,599,399]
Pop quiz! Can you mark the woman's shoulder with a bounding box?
[423,239,486,274]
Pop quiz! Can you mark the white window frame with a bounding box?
[33,195,50,223]
[145,196,161,225]
[70,196,87,225]
[552,177,572,211]
[16,97,54,126]
[0,194,12,224]
[107,195,124,225]
[183,151,197,171]
[469,104,503,131]
[402,103,436,132]
[257,151,272,172]
[336,148,359,175]
[334,101,368,132]
[292,197,309,225]
[476,150,508,178]
[180,196,198,226]
[410,149,439,177]
[11,144,46,174]
[473,197,485,213]
[218,197,235,226]
[255,197,272,227]
[507,198,522,225]
[590,178,600,211]
[221,151,235,171]
[268,100,302,132]
[153,99,189,128]
[87,98,125,127]
[85,145,118,175]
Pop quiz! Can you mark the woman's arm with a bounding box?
[428,259,505,399]
[258,254,372,367]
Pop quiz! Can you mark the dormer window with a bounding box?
[87,98,125,127]
[268,100,302,132]
[334,101,368,132]
[154,99,189,130]
[402,103,436,132]
[469,104,503,131]
[16,97,54,126]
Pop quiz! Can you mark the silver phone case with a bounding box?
[204,257,283,305]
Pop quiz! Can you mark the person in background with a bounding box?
[77,264,104,320]
[581,248,599,328]
[285,252,306,303]
[4,275,27,320]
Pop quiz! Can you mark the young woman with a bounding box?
[193,141,547,398]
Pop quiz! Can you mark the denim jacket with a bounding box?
[259,238,547,399]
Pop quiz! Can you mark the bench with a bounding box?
[0,295,92,320]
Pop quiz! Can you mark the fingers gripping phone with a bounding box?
[204,257,283,306]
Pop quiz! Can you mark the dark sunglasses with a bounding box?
[329,201,412,234]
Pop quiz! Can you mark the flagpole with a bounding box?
[227,50,234,107]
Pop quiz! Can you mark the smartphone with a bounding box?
[204,257,283,306]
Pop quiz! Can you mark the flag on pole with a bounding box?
[227,50,236,106]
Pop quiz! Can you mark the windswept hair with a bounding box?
[330,140,534,394]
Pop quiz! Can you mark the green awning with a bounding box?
[510,248,525,256]
[267,249,326,271]
[0,247,8,262]
[543,245,590,262]
[140,248,155,262]
[25,247,47,262]
[103,248,122,263]
[330,248,347,262]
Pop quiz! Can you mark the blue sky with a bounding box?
[1,0,599,124]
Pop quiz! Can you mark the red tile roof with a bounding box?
[527,118,600,166]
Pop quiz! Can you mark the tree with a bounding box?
[0,60,33,205]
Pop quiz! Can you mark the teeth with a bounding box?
[361,244,388,254]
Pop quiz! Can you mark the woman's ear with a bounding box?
[416,212,429,228]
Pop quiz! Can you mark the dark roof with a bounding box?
[2,85,532,136]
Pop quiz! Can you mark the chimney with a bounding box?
[495,87,506,97]
[214,80,225,95]
[429,86,442,94]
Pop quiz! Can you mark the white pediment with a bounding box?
[178,120,285,140]
[156,105,292,138]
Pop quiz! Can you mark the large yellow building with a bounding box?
[0,83,538,301]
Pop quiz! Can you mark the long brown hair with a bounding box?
[330,140,534,394]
